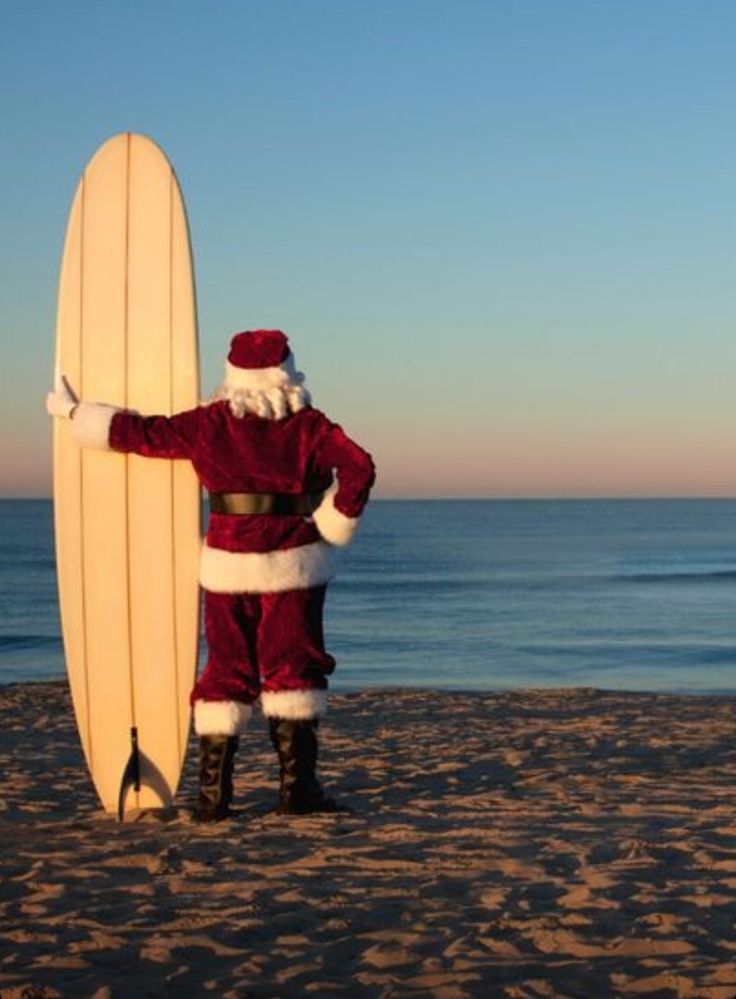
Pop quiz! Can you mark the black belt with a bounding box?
[209,491,323,516]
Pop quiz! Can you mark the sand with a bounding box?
[1,682,735,998]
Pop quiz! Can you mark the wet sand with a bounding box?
[1,681,735,998]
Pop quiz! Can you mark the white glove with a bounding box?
[46,374,79,419]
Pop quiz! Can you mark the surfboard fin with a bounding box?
[118,727,141,821]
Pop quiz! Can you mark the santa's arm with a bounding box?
[311,421,376,547]
[47,379,201,460]
[106,408,200,460]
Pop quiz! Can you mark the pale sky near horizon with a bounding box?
[2,1,736,498]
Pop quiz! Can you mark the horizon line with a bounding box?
[3,493,736,503]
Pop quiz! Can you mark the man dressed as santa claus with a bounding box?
[47,329,375,821]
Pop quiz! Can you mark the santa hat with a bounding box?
[228,329,291,369]
[225,330,297,391]
[217,329,310,419]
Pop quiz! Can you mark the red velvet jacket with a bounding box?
[107,402,375,593]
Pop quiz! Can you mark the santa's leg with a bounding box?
[258,586,345,814]
[194,733,239,824]
[190,591,260,821]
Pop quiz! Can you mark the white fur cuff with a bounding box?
[199,540,338,594]
[70,402,120,451]
[194,699,253,736]
[260,689,328,720]
[312,489,359,547]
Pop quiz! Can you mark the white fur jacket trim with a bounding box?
[70,402,121,450]
[193,699,253,736]
[199,540,338,594]
[312,486,360,547]
[260,688,328,720]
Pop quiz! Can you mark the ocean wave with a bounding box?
[337,575,587,593]
[514,641,736,666]
[617,570,736,584]
[0,635,62,651]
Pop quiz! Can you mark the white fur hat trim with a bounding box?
[224,353,299,392]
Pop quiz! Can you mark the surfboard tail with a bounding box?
[117,727,141,821]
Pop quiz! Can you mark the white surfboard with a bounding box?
[53,133,201,817]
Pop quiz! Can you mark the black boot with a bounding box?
[194,734,239,822]
[268,717,344,815]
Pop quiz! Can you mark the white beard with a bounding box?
[206,356,312,419]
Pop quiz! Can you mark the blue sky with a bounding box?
[3,1,736,496]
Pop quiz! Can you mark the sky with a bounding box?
[2,0,736,498]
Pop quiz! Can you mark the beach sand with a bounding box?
[1,682,735,998]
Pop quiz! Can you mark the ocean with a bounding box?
[1,498,735,695]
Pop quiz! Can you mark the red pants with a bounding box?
[191,585,335,705]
